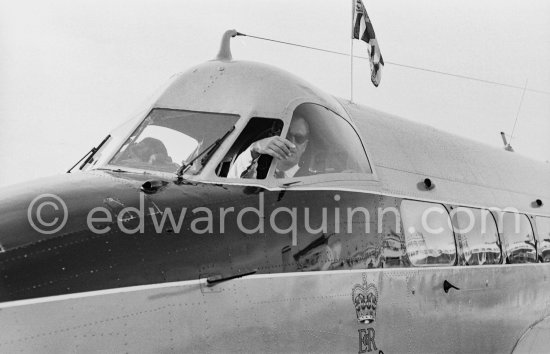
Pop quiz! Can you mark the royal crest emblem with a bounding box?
[352,274,378,324]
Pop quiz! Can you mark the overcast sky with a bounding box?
[1,0,549,187]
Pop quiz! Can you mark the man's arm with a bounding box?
[227,137,296,178]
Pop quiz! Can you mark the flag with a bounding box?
[352,0,384,87]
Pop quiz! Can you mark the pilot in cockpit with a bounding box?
[227,114,310,179]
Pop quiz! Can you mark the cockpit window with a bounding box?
[218,118,284,179]
[221,103,371,181]
[276,103,371,178]
[109,109,239,174]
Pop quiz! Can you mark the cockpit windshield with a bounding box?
[109,109,239,174]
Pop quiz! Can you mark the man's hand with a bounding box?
[250,136,297,160]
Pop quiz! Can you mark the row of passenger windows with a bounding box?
[399,200,550,267]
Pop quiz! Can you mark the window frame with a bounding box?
[206,100,378,187]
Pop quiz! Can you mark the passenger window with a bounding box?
[400,200,456,266]
[498,212,537,263]
[451,207,501,265]
[535,216,550,262]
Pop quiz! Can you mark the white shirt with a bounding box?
[227,146,299,179]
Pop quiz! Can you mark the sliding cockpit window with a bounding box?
[109,109,239,174]
[219,103,372,180]
[217,118,284,179]
[281,103,372,178]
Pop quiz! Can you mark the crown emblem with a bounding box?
[351,274,378,324]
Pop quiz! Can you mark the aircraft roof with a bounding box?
[150,43,549,216]
[154,59,348,123]
[345,101,550,215]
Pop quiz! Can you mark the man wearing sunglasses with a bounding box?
[228,115,310,179]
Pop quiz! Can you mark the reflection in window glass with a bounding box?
[498,212,537,263]
[400,200,456,266]
[381,233,408,268]
[535,217,550,262]
[380,205,409,268]
[452,208,501,265]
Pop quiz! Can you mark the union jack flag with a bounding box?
[352,0,384,87]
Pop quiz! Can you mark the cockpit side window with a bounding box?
[218,118,284,179]
[272,103,372,179]
[221,104,371,181]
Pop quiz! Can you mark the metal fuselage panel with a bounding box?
[0,265,548,353]
[1,171,549,353]
[0,171,391,301]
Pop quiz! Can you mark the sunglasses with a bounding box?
[287,132,308,145]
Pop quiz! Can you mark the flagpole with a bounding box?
[350,0,355,103]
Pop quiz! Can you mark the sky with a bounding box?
[1,0,549,187]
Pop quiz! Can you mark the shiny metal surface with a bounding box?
[0,264,549,353]
[346,102,550,217]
